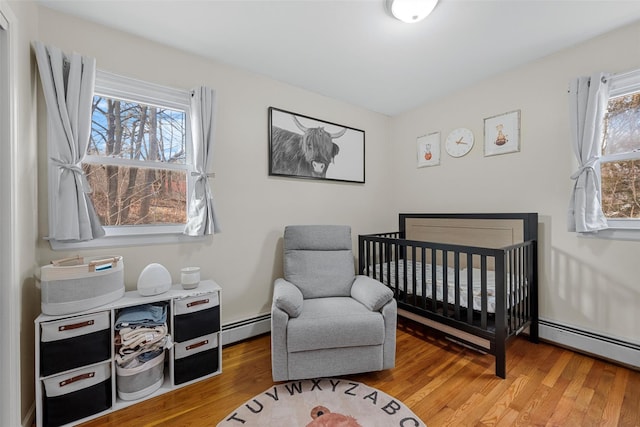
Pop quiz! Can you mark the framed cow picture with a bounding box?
[268,107,365,183]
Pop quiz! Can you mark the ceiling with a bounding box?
[38,0,640,116]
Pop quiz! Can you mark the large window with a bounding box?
[87,71,193,237]
[49,70,198,249]
[600,70,640,229]
[86,95,188,227]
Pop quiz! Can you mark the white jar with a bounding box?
[180,267,201,290]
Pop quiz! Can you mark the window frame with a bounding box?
[588,69,640,240]
[50,70,204,250]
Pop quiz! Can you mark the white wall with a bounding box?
[35,7,395,326]
[389,21,640,345]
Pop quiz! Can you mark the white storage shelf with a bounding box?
[34,280,222,427]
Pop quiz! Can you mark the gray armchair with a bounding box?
[271,225,396,381]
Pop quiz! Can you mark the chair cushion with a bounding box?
[284,225,352,251]
[284,250,355,298]
[287,297,385,353]
[283,225,356,299]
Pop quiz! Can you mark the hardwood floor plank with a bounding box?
[601,367,628,426]
[436,392,485,427]
[478,374,530,426]
[584,364,617,425]
[542,350,573,388]
[495,407,520,427]
[526,377,570,425]
[619,366,640,426]
[76,318,640,427]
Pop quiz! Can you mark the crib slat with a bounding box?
[467,253,473,324]
[481,255,487,330]
[523,246,528,326]
[421,247,427,310]
[368,239,372,278]
[395,242,400,301]
[431,248,437,312]
[442,250,449,318]
[411,246,417,307]
[508,249,514,333]
[453,251,460,320]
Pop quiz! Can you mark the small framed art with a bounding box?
[484,110,521,157]
[417,132,440,167]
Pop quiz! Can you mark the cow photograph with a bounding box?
[268,107,365,183]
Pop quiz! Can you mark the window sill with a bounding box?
[578,227,640,241]
[48,231,207,250]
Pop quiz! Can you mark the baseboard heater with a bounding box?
[539,318,640,369]
[219,314,640,369]
[221,313,271,346]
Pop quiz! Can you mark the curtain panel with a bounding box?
[567,73,610,233]
[184,86,221,236]
[34,42,105,242]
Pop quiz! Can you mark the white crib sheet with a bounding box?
[370,260,525,314]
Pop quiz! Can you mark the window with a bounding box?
[87,90,188,228]
[51,70,200,249]
[600,70,640,231]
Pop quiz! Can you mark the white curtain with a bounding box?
[34,42,105,242]
[567,73,610,233]
[185,86,221,236]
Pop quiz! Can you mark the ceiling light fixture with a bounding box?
[386,0,438,24]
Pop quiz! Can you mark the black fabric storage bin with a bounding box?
[42,363,112,427]
[174,332,219,385]
[174,306,220,342]
[173,293,220,343]
[174,348,219,385]
[40,312,111,377]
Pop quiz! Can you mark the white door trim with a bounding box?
[0,2,21,426]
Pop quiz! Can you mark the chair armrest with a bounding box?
[351,275,394,311]
[273,278,304,318]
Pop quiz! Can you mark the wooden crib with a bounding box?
[358,213,539,378]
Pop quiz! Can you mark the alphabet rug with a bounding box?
[217,378,426,426]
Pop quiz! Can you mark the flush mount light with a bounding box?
[386,0,438,24]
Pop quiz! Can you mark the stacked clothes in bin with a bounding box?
[114,304,170,401]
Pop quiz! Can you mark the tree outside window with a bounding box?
[601,92,640,219]
[84,96,188,227]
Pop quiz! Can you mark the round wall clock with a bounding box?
[445,127,474,158]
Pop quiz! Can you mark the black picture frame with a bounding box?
[268,107,365,183]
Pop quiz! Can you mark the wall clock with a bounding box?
[445,127,474,158]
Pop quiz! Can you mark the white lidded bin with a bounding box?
[116,351,165,401]
[40,255,125,315]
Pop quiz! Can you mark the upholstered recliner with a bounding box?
[271,225,396,381]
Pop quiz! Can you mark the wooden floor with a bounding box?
[80,318,640,426]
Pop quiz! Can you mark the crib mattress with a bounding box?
[369,261,525,314]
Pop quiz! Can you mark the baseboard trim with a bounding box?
[219,314,640,370]
[221,313,271,346]
[539,318,640,369]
